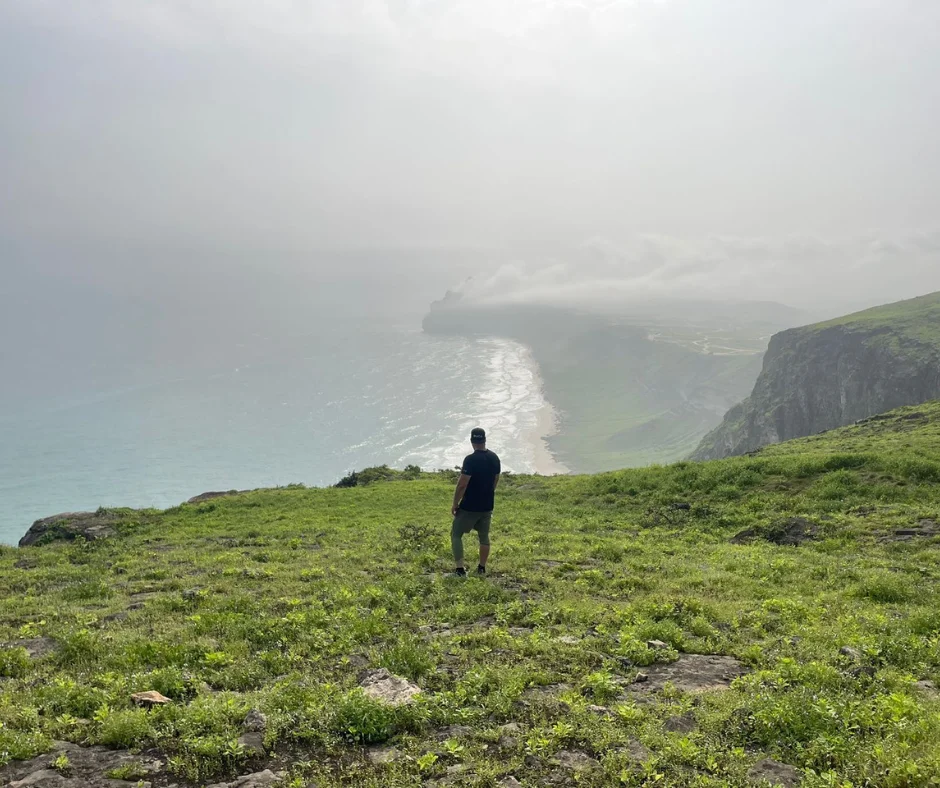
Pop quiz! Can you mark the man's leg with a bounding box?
[476,513,492,569]
[451,512,467,569]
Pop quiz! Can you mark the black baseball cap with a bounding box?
[470,427,486,443]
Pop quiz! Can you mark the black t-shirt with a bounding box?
[460,449,501,512]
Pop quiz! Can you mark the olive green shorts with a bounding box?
[451,509,492,562]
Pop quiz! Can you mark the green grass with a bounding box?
[808,291,940,346]
[2,403,940,786]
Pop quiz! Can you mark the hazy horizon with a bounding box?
[2,0,940,318]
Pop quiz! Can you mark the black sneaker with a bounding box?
[454,567,467,577]
[476,565,486,576]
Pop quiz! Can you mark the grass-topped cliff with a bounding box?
[693,292,940,462]
[2,403,940,786]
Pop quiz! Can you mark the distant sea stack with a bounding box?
[691,292,940,461]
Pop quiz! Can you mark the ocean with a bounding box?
[0,259,562,545]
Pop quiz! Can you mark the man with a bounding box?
[451,427,501,577]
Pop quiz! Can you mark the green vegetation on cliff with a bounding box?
[692,292,940,462]
[814,292,940,346]
[2,403,940,786]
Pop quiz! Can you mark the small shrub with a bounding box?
[580,670,620,703]
[331,690,397,743]
[51,753,71,775]
[0,647,30,679]
[93,707,154,749]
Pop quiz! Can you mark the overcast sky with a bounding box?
[2,1,939,307]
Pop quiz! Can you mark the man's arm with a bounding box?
[493,474,500,491]
[452,474,471,516]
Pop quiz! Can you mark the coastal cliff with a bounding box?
[692,291,940,460]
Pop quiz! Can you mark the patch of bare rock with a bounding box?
[187,490,249,504]
[664,712,698,734]
[619,739,651,763]
[748,758,802,786]
[3,637,56,659]
[624,654,747,695]
[731,517,818,547]
[366,746,403,765]
[551,750,600,772]
[359,668,421,706]
[0,741,163,788]
[205,770,280,788]
[914,679,939,699]
[19,512,120,547]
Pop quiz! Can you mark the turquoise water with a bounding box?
[0,264,554,544]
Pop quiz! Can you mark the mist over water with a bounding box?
[0,262,557,544]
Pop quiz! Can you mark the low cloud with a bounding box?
[452,232,940,313]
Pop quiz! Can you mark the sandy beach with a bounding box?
[526,361,570,476]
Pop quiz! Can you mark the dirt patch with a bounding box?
[624,654,747,695]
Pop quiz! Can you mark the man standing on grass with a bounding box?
[451,427,501,577]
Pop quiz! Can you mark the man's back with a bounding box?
[459,449,501,512]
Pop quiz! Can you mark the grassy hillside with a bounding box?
[535,325,764,472]
[3,404,940,786]
[811,291,940,346]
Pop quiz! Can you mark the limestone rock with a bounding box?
[434,725,473,740]
[664,713,697,734]
[620,739,651,763]
[244,709,267,733]
[646,640,670,650]
[237,732,265,755]
[497,722,522,749]
[748,758,802,786]
[10,771,67,787]
[359,668,421,706]
[551,750,600,771]
[838,646,862,661]
[366,746,402,765]
[0,741,163,788]
[914,679,939,698]
[19,511,120,547]
[498,778,523,788]
[206,770,279,788]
